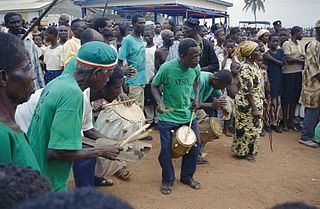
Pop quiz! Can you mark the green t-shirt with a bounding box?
[152,59,200,124]
[0,122,40,171]
[118,34,147,86]
[27,74,83,192]
[61,56,76,75]
[191,71,222,103]
[315,122,320,144]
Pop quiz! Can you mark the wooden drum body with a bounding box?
[171,126,197,158]
[198,117,222,144]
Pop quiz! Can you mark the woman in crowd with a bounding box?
[231,41,264,162]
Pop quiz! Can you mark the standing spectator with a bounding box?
[271,20,282,34]
[4,12,44,89]
[154,29,179,72]
[114,23,126,51]
[214,28,226,68]
[92,18,116,50]
[229,27,241,44]
[257,29,270,51]
[199,25,209,38]
[299,20,320,148]
[281,26,305,132]
[174,29,184,42]
[162,18,175,32]
[143,27,157,129]
[62,19,86,67]
[58,14,70,27]
[118,14,146,109]
[263,34,285,132]
[58,25,68,45]
[182,18,219,73]
[44,27,64,84]
[153,22,163,47]
[231,41,263,162]
[278,28,289,47]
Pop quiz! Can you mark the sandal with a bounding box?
[196,156,209,164]
[299,140,320,148]
[180,178,201,190]
[115,167,132,180]
[161,183,172,195]
[95,178,113,186]
[245,154,256,163]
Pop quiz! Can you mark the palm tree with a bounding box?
[243,0,266,22]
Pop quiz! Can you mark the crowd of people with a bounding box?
[0,10,319,208]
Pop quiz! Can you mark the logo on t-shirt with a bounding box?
[174,78,191,86]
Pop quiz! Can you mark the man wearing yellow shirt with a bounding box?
[62,19,86,67]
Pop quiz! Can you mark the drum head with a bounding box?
[210,117,223,136]
[176,126,196,145]
[113,103,145,123]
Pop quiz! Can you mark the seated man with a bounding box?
[191,70,233,164]
[27,41,122,192]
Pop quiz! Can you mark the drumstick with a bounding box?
[101,99,136,108]
[186,111,195,140]
[120,124,151,147]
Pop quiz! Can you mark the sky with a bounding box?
[226,0,320,27]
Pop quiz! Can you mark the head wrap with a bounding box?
[256,29,270,39]
[76,41,118,70]
[236,41,258,62]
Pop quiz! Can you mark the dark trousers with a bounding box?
[73,158,104,187]
[158,119,200,184]
[301,107,320,141]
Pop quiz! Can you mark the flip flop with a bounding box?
[245,154,256,163]
[115,168,132,180]
[95,178,113,186]
[299,140,320,148]
[180,178,201,190]
[196,156,209,164]
[160,183,172,195]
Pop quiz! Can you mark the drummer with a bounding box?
[27,41,122,192]
[151,38,201,195]
[191,70,233,164]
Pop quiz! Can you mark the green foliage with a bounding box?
[243,0,266,21]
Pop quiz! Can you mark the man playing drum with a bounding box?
[192,70,233,164]
[151,38,201,195]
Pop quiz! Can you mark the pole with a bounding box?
[21,0,60,40]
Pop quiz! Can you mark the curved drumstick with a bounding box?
[120,124,151,147]
[186,111,195,140]
[101,99,136,109]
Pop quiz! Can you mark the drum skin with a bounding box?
[171,126,197,158]
[198,117,222,144]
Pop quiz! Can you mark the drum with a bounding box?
[171,126,197,158]
[95,102,148,141]
[198,117,222,144]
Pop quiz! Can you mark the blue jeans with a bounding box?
[73,158,104,187]
[301,107,320,141]
[158,119,200,184]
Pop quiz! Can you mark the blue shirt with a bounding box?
[119,34,146,86]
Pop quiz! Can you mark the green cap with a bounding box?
[76,41,118,69]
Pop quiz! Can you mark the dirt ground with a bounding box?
[69,129,320,209]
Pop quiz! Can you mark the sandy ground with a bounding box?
[69,129,320,209]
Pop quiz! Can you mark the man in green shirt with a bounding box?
[151,38,201,195]
[0,32,39,171]
[118,14,146,110]
[27,41,122,192]
[191,70,232,164]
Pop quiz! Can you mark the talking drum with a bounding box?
[95,102,148,141]
[198,117,222,144]
[171,126,197,158]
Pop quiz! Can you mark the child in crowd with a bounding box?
[221,39,237,71]
[43,26,64,84]
[263,34,285,132]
